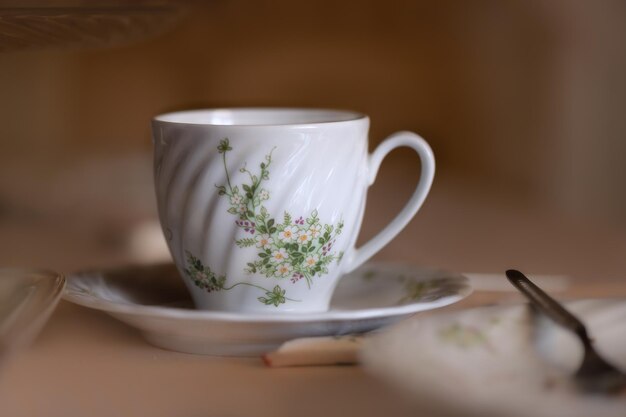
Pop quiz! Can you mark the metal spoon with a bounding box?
[506,269,626,394]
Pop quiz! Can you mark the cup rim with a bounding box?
[152,107,369,127]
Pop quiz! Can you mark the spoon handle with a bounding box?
[505,269,591,344]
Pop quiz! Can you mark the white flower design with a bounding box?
[304,255,319,267]
[309,224,322,238]
[230,194,243,205]
[199,139,350,305]
[272,248,289,262]
[275,263,292,277]
[255,233,274,249]
[215,141,346,291]
[278,226,297,242]
[296,230,311,244]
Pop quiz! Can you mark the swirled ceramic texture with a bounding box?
[153,112,369,313]
[152,109,435,314]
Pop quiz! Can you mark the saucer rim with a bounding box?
[63,262,473,323]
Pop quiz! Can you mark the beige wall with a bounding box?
[1,0,625,222]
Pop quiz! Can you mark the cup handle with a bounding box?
[342,131,435,273]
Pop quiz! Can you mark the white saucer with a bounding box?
[63,262,471,356]
[362,299,626,417]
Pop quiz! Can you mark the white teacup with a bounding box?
[152,108,434,313]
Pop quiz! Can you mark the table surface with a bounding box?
[1,164,625,417]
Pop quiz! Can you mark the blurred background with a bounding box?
[0,0,625,278]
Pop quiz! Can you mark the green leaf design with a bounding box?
[217,138,232,154]
[212,141,347,300]
[235,238,256,248]
[183,251,226,292]
[185,251,295,306]
[215,185,227,196]
[336,251,344,264]
[263,285,287,306]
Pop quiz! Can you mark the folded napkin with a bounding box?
[263,335,365,367]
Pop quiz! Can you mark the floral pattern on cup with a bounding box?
[184,251,297,306]
[184,138,344,306]
[215,138,344,288]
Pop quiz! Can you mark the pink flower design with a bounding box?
[291,272,304,284]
